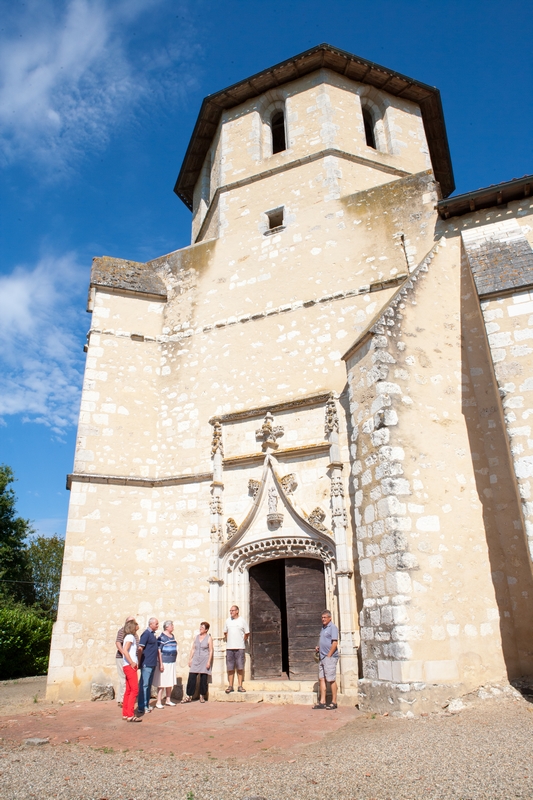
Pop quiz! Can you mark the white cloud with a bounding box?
[0,253,87,434]
[0,0,197,174]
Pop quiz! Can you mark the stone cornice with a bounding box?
[210,392,331,425]
[66,471,213,490]
[90,285,167,304]
[223,442,330,468]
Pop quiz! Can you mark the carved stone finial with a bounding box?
[308,507,328,533]
[256,411,284,451]
[226,518,238,538]
[211,420,224,457]
[210,524,223,542]
[280,473,297,494]
[324,394,339,438]
[331,476,344,497]
[267,486,283,527]
[332,507,348,527]
[248,479,261,499]
[209,497,223,515]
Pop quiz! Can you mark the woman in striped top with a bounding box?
[154,620,178,708]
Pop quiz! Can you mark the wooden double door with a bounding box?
[249,557,326,680]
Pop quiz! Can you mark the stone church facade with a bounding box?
[47,44,533,713]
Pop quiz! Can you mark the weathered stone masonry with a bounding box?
[48,43,533,713]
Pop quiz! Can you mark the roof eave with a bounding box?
[438,174,533,219]
[174,43,455,210]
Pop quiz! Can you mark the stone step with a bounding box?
[238,680,317,692]
[209,686,357,707]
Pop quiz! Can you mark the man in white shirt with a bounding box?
[223,604,250,693]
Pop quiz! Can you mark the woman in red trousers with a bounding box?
[122,619,142,722]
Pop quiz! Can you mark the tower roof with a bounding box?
[174,43,455,209]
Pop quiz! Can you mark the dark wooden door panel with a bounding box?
[285,558,326,679]
[249,560,282,678]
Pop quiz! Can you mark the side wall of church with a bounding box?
[344,199,533,712]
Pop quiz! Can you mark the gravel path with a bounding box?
[1,690,533,799]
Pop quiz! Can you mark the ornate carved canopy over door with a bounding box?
[285,557,326,680]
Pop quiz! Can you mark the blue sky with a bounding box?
[1,0,532,538]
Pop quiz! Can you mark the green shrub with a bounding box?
[0,604,53,679]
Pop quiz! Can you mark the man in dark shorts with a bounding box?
[314,609,339,710]
[223,605,249,693]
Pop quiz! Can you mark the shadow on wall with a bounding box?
[339,384,364,679]
[460,250,533,682]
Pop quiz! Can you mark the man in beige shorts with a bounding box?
[313,609,339,710]
[223,605,249,693]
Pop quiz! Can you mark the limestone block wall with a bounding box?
[195,169,438,312]
[48,477,214,700]
[344,241,513,713]
[460,205,533,570]
[75,290,164,478]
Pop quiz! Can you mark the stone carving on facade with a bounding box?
[267,486,284,527]
[211,420,224,457]
[331,476,344,497]
[227,537,335,573]
[226,518,238,538]
[324,394,339,438]
[210,497,223,515]
[248,478,261,499]
[256,411,284,451]
[308,507,328,533]
[332,507,348,527]
[210,524,223,542]
[280,473,297,494]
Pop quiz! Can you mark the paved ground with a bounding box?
[0,689,356,758]
[1,677,533,799]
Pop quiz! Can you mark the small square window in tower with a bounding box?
[271,111,286,154]
[266,207,284,233]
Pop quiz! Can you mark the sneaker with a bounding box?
[155,703,164,709]
[165,700,176,706]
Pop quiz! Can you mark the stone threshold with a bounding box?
[209,680,357,706]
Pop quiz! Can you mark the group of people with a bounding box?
[114,604,339,721]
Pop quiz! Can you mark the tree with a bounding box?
[0,465,35,605]
[0,604,54,679]
[27,535,65,619]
